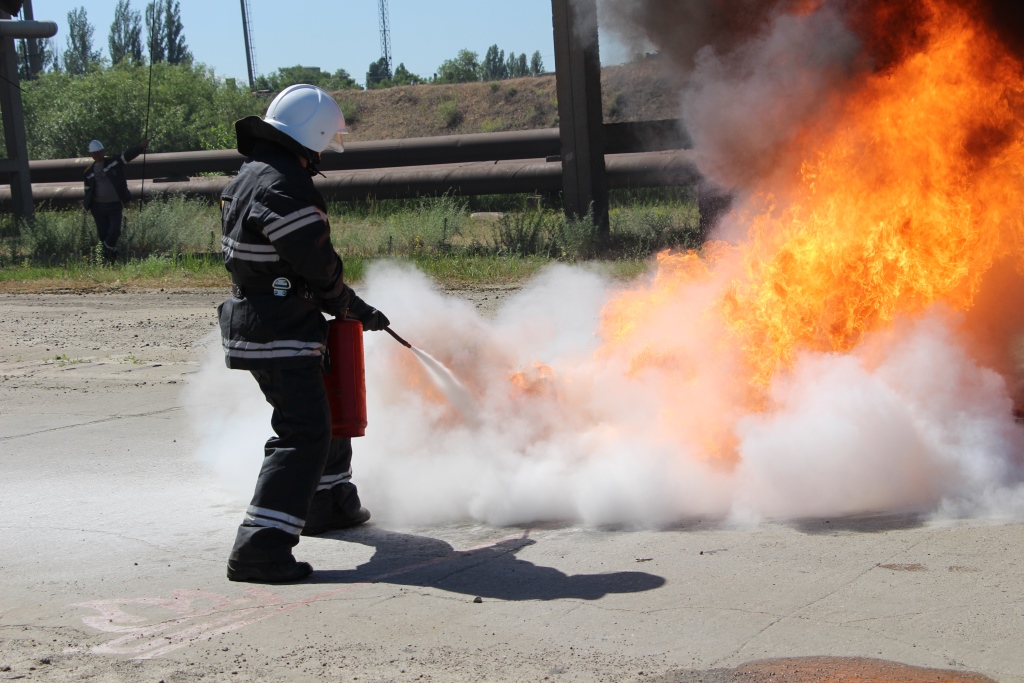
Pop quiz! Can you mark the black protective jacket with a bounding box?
[83,145,145,209]
[218,118,370,370]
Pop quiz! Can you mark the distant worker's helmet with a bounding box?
[88,140,104,153]
[263,84,348,154]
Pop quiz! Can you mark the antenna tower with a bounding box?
[378,0,392,75]
[240,0,257,90]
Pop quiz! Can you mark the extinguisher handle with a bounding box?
[384,327,413,348]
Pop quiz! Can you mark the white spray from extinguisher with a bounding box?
[385,327,478,420]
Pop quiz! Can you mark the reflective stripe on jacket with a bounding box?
[83,145,144,209]
[217,139,353,370]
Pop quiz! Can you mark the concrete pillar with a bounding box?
[551,0,609,242]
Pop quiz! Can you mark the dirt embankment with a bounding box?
[334,59,683,141]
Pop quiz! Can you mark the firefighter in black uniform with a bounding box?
[218,84,389,583]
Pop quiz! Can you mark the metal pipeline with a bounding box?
[0,19,58,38]
[0,150,701,210]
[2,120,689,184]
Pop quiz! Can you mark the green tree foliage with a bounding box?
[143,0,190,64]
[22,62,263,159]
[365,57,392,89]
[391,63,425,86]
[63,7,103,76]
[481,45,505,81]
[109,0,144,65]
[255,65,361,92]
[479,45,533,81]
[162,0,190,65]
[17,37,55,80]
[530,51,544,76]
[434,49,480,84]
[144,1,165,63]
[365,62,425,89]
[514,53,529,78]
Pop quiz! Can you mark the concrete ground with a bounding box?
[1,291,1021,683]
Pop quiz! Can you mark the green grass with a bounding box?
[0,191,700,291]
[411,254,553,284]
[0,254,228,291]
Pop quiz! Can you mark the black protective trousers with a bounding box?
[90,201,123,259]
[229,364,360,564]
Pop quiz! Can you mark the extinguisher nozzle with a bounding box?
[384,327,413,349]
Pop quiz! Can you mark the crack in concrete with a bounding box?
[0,525,218,562]
[0,406,182,442]
[709,531,941,667]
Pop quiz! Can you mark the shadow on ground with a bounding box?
[789,511,927,535]
[309,527,666,601]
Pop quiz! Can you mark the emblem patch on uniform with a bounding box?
[272,277,291,297]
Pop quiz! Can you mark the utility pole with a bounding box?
[378,0,391,76]
[239,0,256,90]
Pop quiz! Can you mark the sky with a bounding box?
[32,0,630,86]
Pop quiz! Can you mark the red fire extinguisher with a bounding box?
[324,318,367,438]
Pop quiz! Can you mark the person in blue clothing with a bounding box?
[82,138,148,261]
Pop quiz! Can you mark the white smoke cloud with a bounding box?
[185,262,1024,528]
[184,333,268,502]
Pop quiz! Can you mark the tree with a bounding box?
[365,57,392,89]
[144,1,165,63]
[17,37,54,79]
[163,0,190,65]
[481,44,505,81]
[22,62,264,158]
[256,65,362,92]
[143,0,190,65]
[515,53,529,78]
[530,51,544,76]
[109,0,144,65]
[504,50,517,79]
[434,49,480,84]
[62,7,103,76]
[391,63,424,86]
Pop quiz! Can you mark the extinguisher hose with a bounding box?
[384,327,413,349]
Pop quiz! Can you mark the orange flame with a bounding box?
[509,362,557,397]
[603,0,1024,391]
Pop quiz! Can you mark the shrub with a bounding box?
[2,197,218,265]
[335,97,360,125]
[436,100,462,128]
[22,62,263,158]
[480,118,505,133]
[371,194,468,256]
[606,91,628,118]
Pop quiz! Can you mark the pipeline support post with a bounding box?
[0,11,37,221]
[551,0,608,243]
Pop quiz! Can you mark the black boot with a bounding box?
[226,558,313,583]
[302,482,371,536]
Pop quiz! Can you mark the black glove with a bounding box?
[346,291,389,331]
[355,307,390,332]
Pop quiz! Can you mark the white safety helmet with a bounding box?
[263,84,348,154]
[88,139,104,153]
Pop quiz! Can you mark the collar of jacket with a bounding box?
[234,116,321,167]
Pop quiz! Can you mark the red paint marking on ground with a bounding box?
[73,532,528,659]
